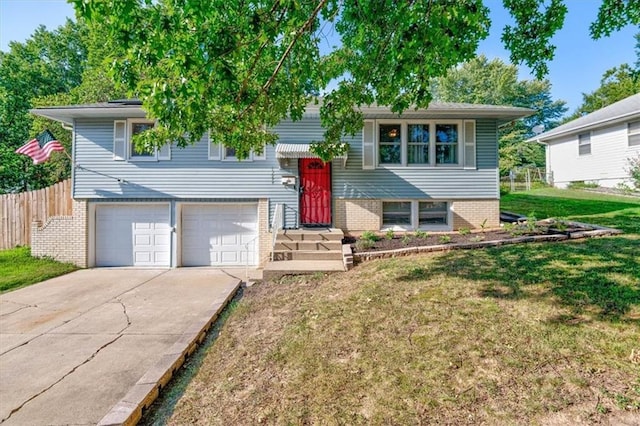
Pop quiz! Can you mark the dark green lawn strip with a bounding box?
[0,246,77,293]
[501,188,640,233]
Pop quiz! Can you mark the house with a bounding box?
[529,93,640,189]
[30,100,532,268]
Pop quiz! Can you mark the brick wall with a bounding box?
[334,199,381,231]
[334,198,500,232]
[451,199,500,229]
[31,199,88,267]
[257,198,271,267]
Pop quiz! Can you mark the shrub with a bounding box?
[469,235,485,242]
[567,180,599,189]
[385,229,395,240]
[438,235,452,244]
[355,239,375,251]
[479,218,488,232]
[414,229,428,239]
[458,227,471,236]
[626,154,640,189]
[361,230,378,242]
[401,234,411,244]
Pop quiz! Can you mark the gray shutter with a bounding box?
[158,142,171,160]
[363,120,375,169]
[208,132,221,160]
[113,120,126,160]
[464,120,476,169]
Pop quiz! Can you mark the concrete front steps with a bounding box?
[264,228,349,280]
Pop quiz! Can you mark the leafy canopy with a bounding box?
[71,0,638,160]
[432,55,567,174]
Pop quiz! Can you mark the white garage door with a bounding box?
[96,204,171,267]
[181,204,258,266]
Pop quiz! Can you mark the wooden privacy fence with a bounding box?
[0,179,73,250]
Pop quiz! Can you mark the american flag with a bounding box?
[15,130,64,164]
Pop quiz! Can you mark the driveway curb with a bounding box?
[97,279,241,426]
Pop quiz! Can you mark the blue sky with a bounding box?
[0,0,637,115]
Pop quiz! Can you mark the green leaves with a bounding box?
[501,0,567,79]
[68,0,637,162]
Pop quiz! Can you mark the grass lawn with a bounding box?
[0,246,78,293]
[165,189,639,425]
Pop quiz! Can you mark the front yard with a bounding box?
[156,189,639,425]
[0,246,77,293]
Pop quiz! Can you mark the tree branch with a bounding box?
[238,0,328,120]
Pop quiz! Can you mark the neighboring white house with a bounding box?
[529,93,640,189]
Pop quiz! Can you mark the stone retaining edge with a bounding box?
[354,224,622,262]
[97,279,242,426]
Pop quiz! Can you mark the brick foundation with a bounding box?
[334,198,500,232]
[334,199,381,231]
[257,198,271,267]
[31,199,88,267]
[451,199,500,229]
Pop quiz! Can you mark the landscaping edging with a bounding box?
[354,221,622,263]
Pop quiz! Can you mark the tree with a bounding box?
[567,32,640,120]
[432,55,567,174]
[0,20,88,193]
[0,19,124,193]
[69,0,639,161]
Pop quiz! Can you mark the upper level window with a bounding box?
[224,146,237,160]
[129,121,156,160]
[578,132,591,156]
[113,119,170,161]
[379,124,401,164]
[435,124,458,164]
[375,120,467,167]
[629,121,640,147]
[408,124,429,164]
[208,132,266,161]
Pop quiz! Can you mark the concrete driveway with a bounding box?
[0,268,242,425]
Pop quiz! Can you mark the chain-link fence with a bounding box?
[500,167,552,192]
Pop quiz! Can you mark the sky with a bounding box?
[0,0,638,115]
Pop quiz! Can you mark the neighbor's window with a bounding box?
[379,124,402,164]
[382,201,411,226]
[578,132,591,156]
[129,120,156,159]
[435,124,458,164]
[629,121,640,147]
[418,201,448,225]
[408,124,430,164]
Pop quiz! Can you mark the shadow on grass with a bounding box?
[399,236,640,322]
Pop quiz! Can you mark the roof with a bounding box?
[31,99,534,126]
[529,93,640,143]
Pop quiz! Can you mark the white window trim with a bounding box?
[578,132,591,156]
[380,200,452,231]
[375,119,467,168]
[208,131,265,161]
[128,119,158,162]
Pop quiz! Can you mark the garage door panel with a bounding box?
[181,204,257,267]
[96,205,170,267]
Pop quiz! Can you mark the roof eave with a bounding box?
[30,106,147,125]
[529,110,640,144]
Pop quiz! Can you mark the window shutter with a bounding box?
[463,120,476,169]
[158,142,171,160]
[363,120,375,169]
[208,132,221,160]
[113,120,126,160]
[253,144,266,160]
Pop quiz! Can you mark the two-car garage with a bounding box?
[94,203,258,267]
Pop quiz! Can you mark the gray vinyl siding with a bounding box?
[73,118,300,227]
[73,117,499,227]
[275,118,499,200]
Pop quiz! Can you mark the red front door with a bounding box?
[299,158,331,226]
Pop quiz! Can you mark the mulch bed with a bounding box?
[344,220,623,263]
